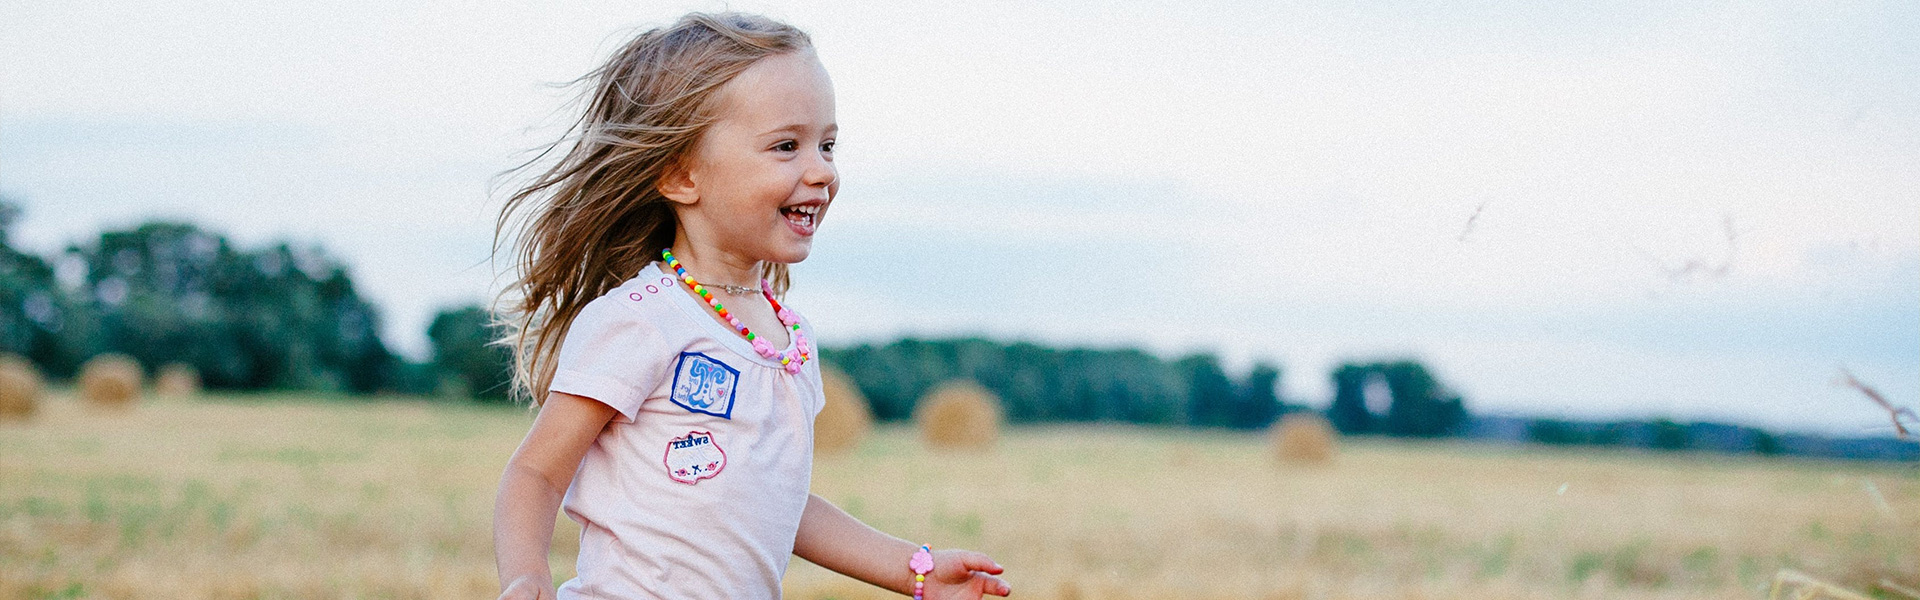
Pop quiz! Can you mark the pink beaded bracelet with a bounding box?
[909,544,933,599]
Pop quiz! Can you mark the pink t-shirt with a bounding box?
[549,261,824,599]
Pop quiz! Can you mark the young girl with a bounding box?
[490,12,1013,600]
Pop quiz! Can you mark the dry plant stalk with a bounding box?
[1881,579,1920,600]
[1769,569,1876,600]
[1835,368,1916,439]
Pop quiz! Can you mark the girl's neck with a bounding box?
[665,241,762,288]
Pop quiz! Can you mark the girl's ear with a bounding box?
[657,156,700,206]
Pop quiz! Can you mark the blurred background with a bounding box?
[2,1,1915,599]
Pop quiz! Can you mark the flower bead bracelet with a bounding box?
[909,544,933,599]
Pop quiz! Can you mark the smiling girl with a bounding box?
[489,12,1011,600]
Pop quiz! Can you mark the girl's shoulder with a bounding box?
[566,268,687,344]
[586,264,684,317]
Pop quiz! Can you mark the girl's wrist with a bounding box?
[499,570,551,588]
[907,543,934,599]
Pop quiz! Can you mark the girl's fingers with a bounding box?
[974,573,1012,596]
[958,551,1003,575]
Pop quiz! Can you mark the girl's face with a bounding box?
[663,50,838,266]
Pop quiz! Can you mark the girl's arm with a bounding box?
[494,391,618,600]
[793,494,1012,598]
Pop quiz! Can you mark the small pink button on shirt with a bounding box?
[549,262,824,599]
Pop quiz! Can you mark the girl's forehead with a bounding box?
[710,51,835,129]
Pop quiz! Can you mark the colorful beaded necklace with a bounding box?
[663,249,812,373]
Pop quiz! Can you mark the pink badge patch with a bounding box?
[662,430,727,485]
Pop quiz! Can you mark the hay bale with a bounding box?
[155,363,201,397]
[814,363,872,453]
[79,353,144,409]
[914,379,1002,450]
[1271,413,1338,464]
[0,354,41,421]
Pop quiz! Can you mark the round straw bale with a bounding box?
[814,363,873,453]
[1271,412,1338,464]
[79,353,144,409]
[155,363,201,397]
[0,354,42,421]
[914,379,1002,450]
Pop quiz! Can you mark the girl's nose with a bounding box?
[802,153,835,188]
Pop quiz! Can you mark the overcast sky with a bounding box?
[3,0,1915,435]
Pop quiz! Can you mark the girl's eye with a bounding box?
[820,140,834,153]
[773,141,799,152]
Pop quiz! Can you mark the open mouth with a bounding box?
[780,202,823,235]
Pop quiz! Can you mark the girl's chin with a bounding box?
[763,242,813,265]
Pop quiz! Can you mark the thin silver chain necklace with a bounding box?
[701,282,760,295]
[654,260,759,295]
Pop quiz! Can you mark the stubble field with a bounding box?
[1,392,1913,599]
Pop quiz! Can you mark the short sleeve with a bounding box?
[548,296,671,422]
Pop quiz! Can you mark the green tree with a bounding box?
[1327,360,1468,437]
[1378,360,1467,437]
[0,198,84,374]
[1527,419,1586,445]
[1651,418,1689,450]
[1176,353,1236,427]
[1231,362,1285,429]
[819,337,1188,425]
[63,222,395,392]
[1751,428,1782,456]
[1326,363,1377,434]
[427,305,514,401]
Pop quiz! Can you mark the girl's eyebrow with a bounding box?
[757,123,838,137]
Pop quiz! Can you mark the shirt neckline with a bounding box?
[639,262,800,369]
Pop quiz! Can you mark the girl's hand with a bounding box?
[496,574,554,600]
[920,549,1012,599]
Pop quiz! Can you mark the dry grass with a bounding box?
[77,354,142,409]
[1,393,1914,600]
[0,354,41,421]
[815,363,873,454]
[1271,413,1338,465]
[915,379,1003,450]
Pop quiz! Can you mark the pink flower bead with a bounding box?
[776,308,796,324]
[784,360,802,374]
[752,339,776,358]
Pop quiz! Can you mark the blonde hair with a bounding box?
[494,12,812,406]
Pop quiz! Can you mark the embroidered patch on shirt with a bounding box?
[669,351,740,419]
[663,430,727,484]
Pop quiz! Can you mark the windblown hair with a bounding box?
[494,12,812,406]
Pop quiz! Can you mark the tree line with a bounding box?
[0,205,1467,432]
[2,208,398,392]
[5,206,1911,459]
[820,338,1468,434]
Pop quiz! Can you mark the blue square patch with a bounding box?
[669,352,740,419]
